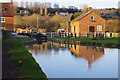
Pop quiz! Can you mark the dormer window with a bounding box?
[90,16,94,21]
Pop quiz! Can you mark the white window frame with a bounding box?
[90,16,94,21]
[97,25,102,31]
[1,17,5,22]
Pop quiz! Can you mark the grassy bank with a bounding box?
[8,37,47,78]
[47,34,119,44]
[2,30,47,79]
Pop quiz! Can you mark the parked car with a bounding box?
[41,33,47,35]
[57,29,67,36]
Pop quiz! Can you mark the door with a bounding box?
[89,26,94,33]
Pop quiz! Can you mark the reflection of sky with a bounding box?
[26,42,118,78]
[0,0,119,9]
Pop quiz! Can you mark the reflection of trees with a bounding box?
[69,45,104,68]
[27,42,48,55]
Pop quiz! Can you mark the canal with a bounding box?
[25,41,118,78]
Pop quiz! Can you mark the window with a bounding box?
[90,16,94,21]
[2,8,7,11]
[97,25,102,31]
[1,17,5,22]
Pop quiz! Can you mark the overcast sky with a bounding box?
[0,0,119,9]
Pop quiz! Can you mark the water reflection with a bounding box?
[27,41,104,68]
[26,41,118,78]
[70,45,104,68]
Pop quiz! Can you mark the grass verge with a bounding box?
[8,37,47,79]
[47,34,119,44]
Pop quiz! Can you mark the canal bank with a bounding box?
[47,36,120,48]
[2,31,47,79]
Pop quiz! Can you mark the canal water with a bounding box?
[26,41,118,78]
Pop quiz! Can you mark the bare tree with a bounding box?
[81,4,88,13]
[30,2,33,9]
[13,1,18,7]
[53,3,59,9]
[47,2,51,8]
[26,1,29,9]
[20,0,24,8]
[83,4,88,9]
[33,1,38,11]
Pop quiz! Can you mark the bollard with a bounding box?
[96,33,98,38]
[87,33,89,37]
[99,33,100,38]
[75,33,76,38]
[100,33,102,40]
[103,33,104,40]
[105,32,107,37]
[92,34,94,40]
[71,33,73,37]
[110,33,112,37]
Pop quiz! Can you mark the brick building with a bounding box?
[69,7,105,37]
[0,0,14,30]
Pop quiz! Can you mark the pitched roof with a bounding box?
[71,11,93,22]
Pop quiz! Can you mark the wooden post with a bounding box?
[92,34,94,40]
[110,33,112,37]
[103,33,104,40]
[87,33,89,37]
[71,33,73,37]
[96,33,98,38]
[75,33,76,38]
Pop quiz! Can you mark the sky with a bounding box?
[0,0,119,9]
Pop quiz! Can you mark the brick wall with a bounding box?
[1,3,14,30]
[2,23,14,30]
[71,12,105,37]
[2,3,13,17]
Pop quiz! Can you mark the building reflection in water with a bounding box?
[69,44,104,68]
[26,41,104,68]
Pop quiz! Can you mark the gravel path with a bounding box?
[2,40,17,79]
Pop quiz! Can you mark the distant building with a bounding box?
[20,10,29,15]
[28,26,38,33]
[68,6,78,9]
[119,1,120,8]
[38,29,47,33]
[69,7,105,37]
[14,28,29,33]
[0,0,14,30]
[59,12,69,16]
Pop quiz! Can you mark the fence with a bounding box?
[48,32,120,38]
[105,33,120,37]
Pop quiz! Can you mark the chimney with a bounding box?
[88,7,92,12]
[10,0,13,6]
